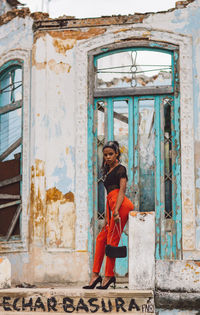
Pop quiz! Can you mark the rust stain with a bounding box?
[32,43,47,69]
[46,187,74,203]
[66,147,69,155]
[29,160,46,243]
[35,159,45,177]
[53,38,77,55]
[55,239,62,246]
[46,187,63,203]
[34,28,106,47]
[30,12,50,20]
[64,191,74,202]
[0,8,30,26]
[113,28,130,34]
[142,31,151,37]
[130,211,138,217]
[48,59,71,74]
[195,262,200,267]
[130,211,154,216]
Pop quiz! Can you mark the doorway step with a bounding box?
[0,287,155,314]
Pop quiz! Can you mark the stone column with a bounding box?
[0,257,11,288]
[129,211,155,290]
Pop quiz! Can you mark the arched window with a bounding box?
[0,60,23,241]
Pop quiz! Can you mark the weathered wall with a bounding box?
[0,0,200,286]
[0,0,11,16]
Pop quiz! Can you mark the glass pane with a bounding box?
[0,108,22,160]
[96,50,172,89]
[138,99,155,211]
[13,68,22,102]
[164,98,172,218]
[113,100,129,168]
[97,101,105,219]
[0,67,22,107]
[0,71,11,107]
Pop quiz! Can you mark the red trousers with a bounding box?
[92,189,134,277]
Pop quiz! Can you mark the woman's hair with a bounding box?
[101,141,121,175]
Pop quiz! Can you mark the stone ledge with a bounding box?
[0,288,154,313]
[155,291,200,310]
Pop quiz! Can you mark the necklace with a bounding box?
[107,162,119,175]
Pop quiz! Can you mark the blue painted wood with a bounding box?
[128,97,134,198]
[107,98,114,141]
[91,47,182,265]
[155,96,161,260]
[0,60,23,75]
[87,102,95,266]
[173,94,182,258]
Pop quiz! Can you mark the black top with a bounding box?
[104,164,128,194]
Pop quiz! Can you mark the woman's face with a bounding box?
[103,147,119,168]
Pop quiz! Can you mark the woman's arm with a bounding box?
[113,178,127,222]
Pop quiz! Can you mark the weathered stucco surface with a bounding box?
[0,0,200,287]
[129,211,155,290]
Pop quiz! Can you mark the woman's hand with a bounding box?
[112,177,126,223]
[113,211,120,223]
[102,218,108,230]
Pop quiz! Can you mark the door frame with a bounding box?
[88,41,181,271]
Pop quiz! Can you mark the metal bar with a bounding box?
[98,105,128,124]
[0,175,22,188]
[98,64,172,71]
[98,67,171,75]
[6,204,22,241]
[155,96,161,260]
[104,99,108,143]
[0,137,22,162]
[94,86,173,98]
[174,94,182,259]
[107,98,113,141]
[171,96,176,259]
[0,200,21,210]
[172,94,182,259]
[0,194,20,199]
[0,100,22,115]
[159,96,167,259]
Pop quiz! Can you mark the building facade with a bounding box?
[0,0,200,303]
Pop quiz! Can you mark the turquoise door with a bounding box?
[88,93,181,276]
[88,45,181,277]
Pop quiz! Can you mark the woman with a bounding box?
[83,141,134,290]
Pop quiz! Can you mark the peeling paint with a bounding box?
[113,28,130,34]
[48,59,71,74]
[46,187,74,203]
[34,28,107,46]
[52,38,77,55]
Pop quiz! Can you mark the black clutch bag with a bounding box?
[105,244,127,258]
[105,218,127,258]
